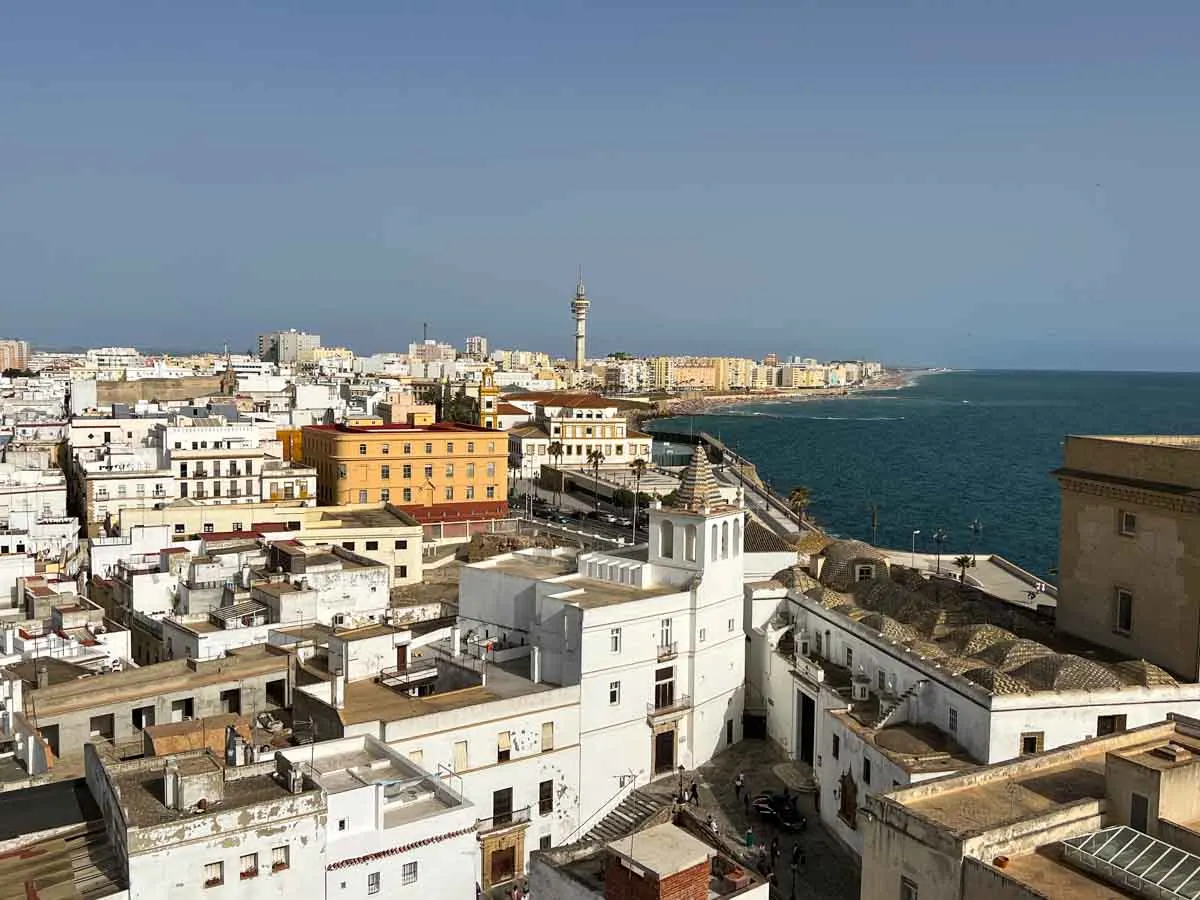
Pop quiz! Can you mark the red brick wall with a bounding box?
[398,500,508,523]
[603,856,709,900]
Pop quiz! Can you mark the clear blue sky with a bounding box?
[2,2,1198,369]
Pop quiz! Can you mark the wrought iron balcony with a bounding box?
[656,642,678,661]
[476,805,530,834]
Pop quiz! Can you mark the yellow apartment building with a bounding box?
[302,422,508,523]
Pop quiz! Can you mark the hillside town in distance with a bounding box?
[0,279,1198,900]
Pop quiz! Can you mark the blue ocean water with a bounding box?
[650,371,1200,579]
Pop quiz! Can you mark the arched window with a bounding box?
[732,518,742,557]
[711,524,719,561]
[685,524,697,562]
[659,520,675,558]
[721,521,730,559]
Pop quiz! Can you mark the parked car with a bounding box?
[752,792,806,832]
[597,512,619,524]
[548,513,573,524]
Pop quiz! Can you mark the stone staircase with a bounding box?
[584,789,668,844]
[872,679,926,730]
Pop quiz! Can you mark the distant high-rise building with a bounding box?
[258,330,321,364]
[571,269,590,370]
[465,335,488,360]
[0,339,31,372]
[762,352,778,367]
[408,339,457,364]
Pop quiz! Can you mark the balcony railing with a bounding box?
[646,694,691,720]
[656,642,678,661]
[476,805,531,834]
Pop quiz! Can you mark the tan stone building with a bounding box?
[862,714,1200,900]
[1055,435,1200,680]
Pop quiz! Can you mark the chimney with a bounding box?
[3,628,14,656]
[162,761,181,811]
[331,669,345,709]
[530,646,541,685]
[35,663,49,690]
[451,625,462,658]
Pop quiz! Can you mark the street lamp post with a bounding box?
[933,528,948,575]
[677,764,686,803]
[969,519,982,564]
[911,530,920,569]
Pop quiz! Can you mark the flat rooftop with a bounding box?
[28,645,289,718]
[314,506,420,529]
[481,552,576,581]
[997,846,1138,899]
[334,657,557,726]
[552,575,677,610]
[608,822,712,877]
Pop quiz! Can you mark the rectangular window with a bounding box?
[466,485,475,499]
[453,740,468,772]
[728,617,735,632]
[948,708,958,732]
[610,627,621,653]
[424,465,433,478]
[342,541,355,550]
[424,442,433,454]
[381,443,390,455]
[468,441,475,453]
[845,647,854,669]
[1115,588,1133,634]
[542,721,554,751]
[444,486,454,501]
[337,464,347,478]
[174,523,186,534]
[358,489,368,503]
[486,485,495,499]
[1119,510,1137,536]
[832,734,840,759]
[699,627,707,643]
[368,872,381,895]
[900,876,919,900]
[204,861,224,888]
[403,443,412,454]
[397,565,408,578]
[394,539,408,550]
[240,853,258,879]
[447,442,454,454]
[539,835,552,850]
[403,488,412,502]
[402,862,418,885]
[486,462,496,478]
[380,488,390,502]
[365,540,379,550]
[497,730,511,762]
[204,523,214,533]
[359,443,367,455]
[660,617,672,646]
[445,463,454,477]
[863,756,871,785]
[408,749,423,765]
[466,463,475,478]
[271,846,289,872]
[1097,714,1128,736]
[381,465,390,479]
[1020,731,1045,755]
[539,779,554,815]
[402,464,411,479]
[338,818,348,831]
[609,681,621,705]
[877,670,887,693]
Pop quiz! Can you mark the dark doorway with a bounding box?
[743,713,767,739]
[490,847,516,885]
[265,679,287,707]
[492,787,513,827]
[219,689,241,715]
[396,644,408,671]
[654,729,676,774]
[41,724,60,758]
[1131,793,1149,832]
[799,693,816,766]
[726,719,734,746]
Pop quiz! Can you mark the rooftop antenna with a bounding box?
[423,322,428,343]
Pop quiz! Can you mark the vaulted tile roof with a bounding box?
[673,444,725,512]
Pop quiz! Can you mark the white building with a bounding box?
[503,393,652,479]
[746,538,1200,860]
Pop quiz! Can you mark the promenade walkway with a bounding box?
[880,549,1056,611]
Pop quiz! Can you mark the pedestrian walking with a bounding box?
[734,772,745,800]
[791,841,801,866]
[743,791,751,818]
[689,780,700,805]
[770,834,780,868]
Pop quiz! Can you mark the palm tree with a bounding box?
[787,486,811,526]
[932,528,948,575]
[587,448,606,512]
[629,457,648,542]
[548,441,564,505]
[954,554,974,584]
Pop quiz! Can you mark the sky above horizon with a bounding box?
[2,2,1199,370]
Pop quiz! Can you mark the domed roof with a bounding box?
[1011,654,1126,692]
[940,624,1014,657]
[903,638,947,660]
[774,565,821,593]
[854,580,913,617]
[970,639,1054,673]
[961,667,1028,695]
[1108,659,1179,688]
[933,656,979,676]
[860,613,921,643]
[804,585,851,610]
[818,539,890,590]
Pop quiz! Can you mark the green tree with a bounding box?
[787,486,812,525]
[612,488,635,511]
[629,458,648,540]
[587,448,606,512]
[954,554,975,584]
